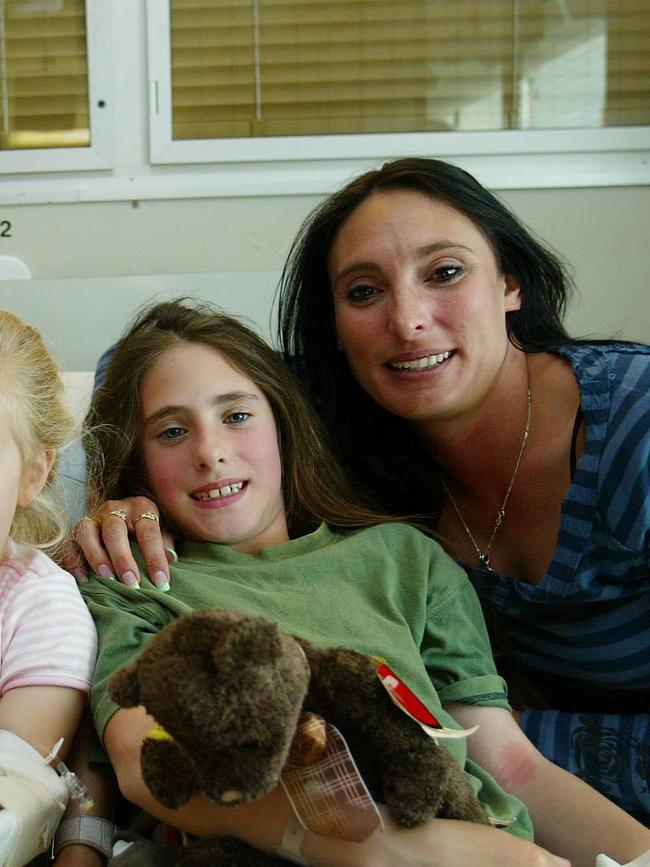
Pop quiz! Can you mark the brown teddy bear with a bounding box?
[109,608,488,866]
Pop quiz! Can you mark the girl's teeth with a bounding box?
[391,351,450,371]
[195,482,243,500]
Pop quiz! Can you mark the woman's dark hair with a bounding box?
[85,298,396,540]
[276,157,575,519]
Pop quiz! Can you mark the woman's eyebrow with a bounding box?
[332,241,473,284]
[143,392,260,426]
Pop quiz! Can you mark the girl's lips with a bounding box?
[191,480,247,507]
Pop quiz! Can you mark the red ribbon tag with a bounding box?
[371,656,479,741]
[372,657,443,728]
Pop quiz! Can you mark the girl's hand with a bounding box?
[304,810,572,867]
[64,496,175,590]
[51,842,106,867]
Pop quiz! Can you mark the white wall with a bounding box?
[0,0,647,371]
[1,183,648,371]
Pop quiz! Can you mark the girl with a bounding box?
[0,310,97,866]
[78,299,649,867]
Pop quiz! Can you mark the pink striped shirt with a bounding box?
[0,539,97,696]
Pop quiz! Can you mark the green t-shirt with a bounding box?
[82,522,533,839]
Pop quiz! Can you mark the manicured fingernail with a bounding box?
[73,569,88,583]
[121,571,140,588]
[154,571,170,592]
[97,564,114,579]
[165,546,178,565]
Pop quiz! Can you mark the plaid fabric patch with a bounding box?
[281,722,382,842]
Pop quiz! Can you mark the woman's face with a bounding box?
[328,189,521,427]
[139,342,288,554]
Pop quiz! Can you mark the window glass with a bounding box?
[0,0,89,150]
[168,0,650,142]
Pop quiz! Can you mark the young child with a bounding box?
[79,299,650,867]
[0,310,97,866]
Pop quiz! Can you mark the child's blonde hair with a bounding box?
[0,310,73,550]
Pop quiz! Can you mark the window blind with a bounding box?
[169,0,650,141]
[0,0,89,150]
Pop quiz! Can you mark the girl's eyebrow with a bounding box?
[332,241,473,285]
[143,391,260,427]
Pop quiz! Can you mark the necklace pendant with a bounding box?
[478,553,492,570]
[495,509,505,528]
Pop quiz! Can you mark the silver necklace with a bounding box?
[439,387,532,572]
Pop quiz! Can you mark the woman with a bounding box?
[276,158,650,823]
[73,160,650,823]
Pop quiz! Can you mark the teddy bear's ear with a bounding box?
[109,663,142,708]
[211,618,284,670]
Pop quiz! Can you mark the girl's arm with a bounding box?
[51,711,118,867]
[0,684,85,757]
[104,705,569,867]
[446,703,650,867]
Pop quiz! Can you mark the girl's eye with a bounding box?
[346,283,378,303]
[430,263,465,283]
[158,426,186,441]
[224,411,251,425]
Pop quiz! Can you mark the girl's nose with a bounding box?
[193,433,228,471]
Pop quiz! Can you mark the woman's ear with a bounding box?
[503,274,522,313]
[18,446,55,509]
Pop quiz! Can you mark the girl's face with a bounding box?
[0,404,51,557]
[139,342,289,554]
[0,406,24,557]
[328,189,521,428]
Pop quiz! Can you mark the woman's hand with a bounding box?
[64,496,175,589]
[304,808,571,867]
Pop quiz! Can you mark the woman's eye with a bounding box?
[431,263,464,283]
[224,411,251,425]
[347,283,377,302]
[158,426,186,441]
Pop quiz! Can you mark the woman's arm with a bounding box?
[447,703,650,867]
[67,496,173,589]
[104,705,570,867]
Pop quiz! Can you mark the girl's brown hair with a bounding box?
[0,309,73,550]
[85,298,396,539]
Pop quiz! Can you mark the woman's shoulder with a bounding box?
[556,340,650,376]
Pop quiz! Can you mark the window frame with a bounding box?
[146,0,650,190]
[0,0,113,175]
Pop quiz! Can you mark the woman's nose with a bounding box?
[387,288,429,340]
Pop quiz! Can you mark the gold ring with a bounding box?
[134,511,159,526]
[107,508,128,523]
[82,515,102,526]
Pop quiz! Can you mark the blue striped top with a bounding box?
[470,342,650,693]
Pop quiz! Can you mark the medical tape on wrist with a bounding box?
[275,809,310,866]
[0,729,68,867]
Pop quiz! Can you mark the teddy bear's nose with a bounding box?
[220,788,243,804]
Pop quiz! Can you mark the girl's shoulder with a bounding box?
[345,521,453,563]
[0,539,76,592]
